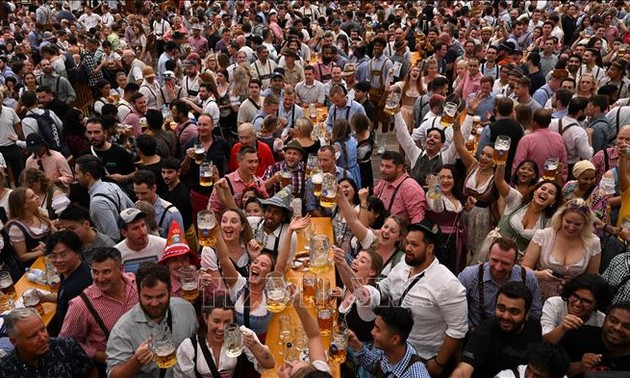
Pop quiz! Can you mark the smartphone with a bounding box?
[552,271,565,278]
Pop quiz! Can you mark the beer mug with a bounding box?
[542,157,560,181]
[383,91,401,116]
[329,326,349,363]
[197,211,218,247]
[150,324,177,369]
[620,44,627,57]
[493,135,511,166]
[440,102,458,128]
[305,154,318,178]
[199,161,215,187]
[309,103,318,123]
[317,308,333,336]
[22,288,44,316]
[319,173,337,208]
[465,135,476,153]
[139,117,148,132]
[266,272,289,313]
[302,272,317,303]
[179,266,199,302]
[0,270,16,299]
[472,115,482,128]
[317,107,327,122]
[281,169,293,187]
[314,277,331,309]
[254,226,268,250]
[224,323,243,358]
[309,235,332,274]
[303,222,315,251]
[193,143,206,165]
[622,217,630,233]
[312,172,324,197]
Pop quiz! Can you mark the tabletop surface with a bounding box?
[13,256,57,325]
[262,217,340,378]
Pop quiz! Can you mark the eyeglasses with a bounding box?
[568,293,595,307]
[47,251,71,261]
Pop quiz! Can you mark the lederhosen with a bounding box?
[253,60,272,86]
[317,62,332,83]
[368,58,390,130]
[184,75,199,97]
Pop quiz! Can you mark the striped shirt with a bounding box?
[59,273,138,358]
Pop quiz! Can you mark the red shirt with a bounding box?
[228,141,275,177]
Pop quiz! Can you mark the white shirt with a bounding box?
[78,13,101,31]
[0,106,20,146]
[576,64,607,84]
[115,235,166,273]
[549,115,593,164]
[139,80,162,110]
[541,296,605,335]
[495,365,568,378]
[295,80,326,105]
[377,258,468,359]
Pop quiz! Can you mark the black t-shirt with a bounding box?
[561,325,630,372]
[142,161,168,198]
[184,136,231,195]
[164,181,193,229]
[79,144,135,175]
[529,71,547,95]
[462,317,542,378]
[48,262,93,337]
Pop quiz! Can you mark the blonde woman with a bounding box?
[453,59,468,92]
[421,57,444,92]
[522,198,601,300]
[576,74,597,97]
[229,66,250,113]
[385,64,424,132]
[293,117,321,162]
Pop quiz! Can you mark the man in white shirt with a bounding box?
[152,12,171,57]
[138,67,162,110]
[576,48,606,84]
[114,208,166,274]
[78,5,100,31]
[251,45,277,89]
[237,79,264,126]
[376,220,468,377]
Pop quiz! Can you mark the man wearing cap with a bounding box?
[75,155,135,241]
[342,63,358,99]
[280,49,304,87]
[138,67,162,111]
[350,220,467,377]
[114,208,167,273]
[261,68,286,103]
[188,23,207,56]
[158,221,200,297]
[262,140,305,198]
[600,60,630,100]
[25,133,73,188]
[37,58,76,104]
[60,247,138,375]
[533,68,567,108]
[158,71,185,109]
[251,45,277,90]
[106,262,197,378]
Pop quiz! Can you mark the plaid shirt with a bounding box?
[355,342,430,378]
[590,146,618,183]
[602,252,630,304]
[262,160,305,198]
[82,51,104,87]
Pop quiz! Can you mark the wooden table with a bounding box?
[13,256,57,325]
[262,218,340,378]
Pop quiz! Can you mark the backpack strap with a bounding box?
[158,204,175,230]
[79,293,110,338]
[92,192,121,214]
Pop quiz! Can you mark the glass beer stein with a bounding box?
[493,135,511,166]
[319,173,337,208]
[542,157,559,181]
[266,272,289,313]
[312,172,324,197]
[179,266,199,302]
[0,270,16,299]
[199,161,215,187]
[224,323,243,358]
[309,235,332,274]
[150,324,177,369]
[193,143,206,165]
[383,91,401,116]
[197,211,218,247]
[440,102,458,128]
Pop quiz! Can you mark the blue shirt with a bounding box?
[153,196,184,238]
[468,92,496,123]
[355,342,430,378]
[278,104,304,128]
[325,98,366,134]
[532,84,554,108]
[457,263,543,328]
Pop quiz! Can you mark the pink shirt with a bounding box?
[209,170,269,214]
[175,120,198,156]
[25,150,73,187]
[373,172,426,224]
[458,71,483,100]
[123,110,142,136]
[512,128,569,180]
[59,273,138,358]
[188,35,208,55]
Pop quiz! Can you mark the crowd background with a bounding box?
[0,1,630,378]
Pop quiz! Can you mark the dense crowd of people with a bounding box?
[1,0,630,377]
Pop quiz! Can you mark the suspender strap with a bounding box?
[558,118,578,136]
[378,177,411,212]
[93,192,121,214]
[397,272,425,306]
[79,293,110,338]
[158,308,174,378]
[478,264,487,321]
[158,204,175,229]
[189,335,204,378]
[604,147,610,172]
[193,333,222,378]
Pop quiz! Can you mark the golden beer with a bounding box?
[329,343,347,363]
[465,136,475,153]
[281,171,292,187]
[542,158,560,181]
[493,147,509,165]
[0,282,16,299]
[620,47,626,57]
[199,174,214,187]
[312,173,323,197]
[198,224,217,247]
[154,348,177,369]
[320,194,336,208]
[111,93,120,103]
[194,151,206,165]
[181,283,199,302]
[0,293,14,312]
[317,309,333,336]
[303,273,317,303]
[440,113,455,128]
[266,288,288,313]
